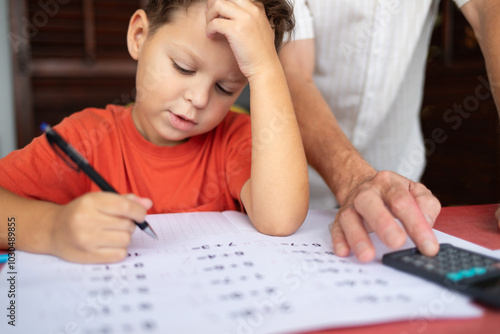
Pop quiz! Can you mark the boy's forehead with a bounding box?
[151,4,246,83]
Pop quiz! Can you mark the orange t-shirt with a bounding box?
[0,105,252,213]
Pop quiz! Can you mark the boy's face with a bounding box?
[129,2,248,146]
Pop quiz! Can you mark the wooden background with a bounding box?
[9,0,500,207]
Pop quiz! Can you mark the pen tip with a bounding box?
[144,226,158,240]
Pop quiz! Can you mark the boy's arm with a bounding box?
[0,186,150,263]
[239,58,309,236]
[206,0,309,235]
[0,186,58,255]
[279,39,440,262]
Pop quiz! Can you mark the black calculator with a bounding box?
[382,243,500,309]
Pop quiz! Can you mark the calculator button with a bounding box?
[436,269,448,276]
[473,267,487,275]
[446,272,463,281]
[461,268,476,278]
[423,263,435,271]
[401,255,413,263]
[414,260,425,267]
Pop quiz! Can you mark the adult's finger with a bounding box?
[382,181,439,256]
[335,205,376,262]
[352,184,407,250]
[409,181,441,227]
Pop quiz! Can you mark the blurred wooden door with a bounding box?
[9,0,146,148]
[420,0,500,206]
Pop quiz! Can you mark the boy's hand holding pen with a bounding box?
[40,123,157,263]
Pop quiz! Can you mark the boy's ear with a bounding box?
[127,9,149,60]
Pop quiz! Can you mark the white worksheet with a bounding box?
[0,210,485,334]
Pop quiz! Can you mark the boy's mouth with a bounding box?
[168,111,196,131]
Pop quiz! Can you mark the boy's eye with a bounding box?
[172,60,234,96]
[216,84,233,96]
[173,61,194,75]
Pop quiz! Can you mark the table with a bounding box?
[1,204,499,332]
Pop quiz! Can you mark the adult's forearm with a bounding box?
[283,68,376,205]
[479,9,500,114]
[462,0,500,114]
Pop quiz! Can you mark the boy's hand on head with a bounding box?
[48,192,152,263]
[205,0,279,79]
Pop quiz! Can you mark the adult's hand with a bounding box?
[331,170,441,262]
[280,39,441,262]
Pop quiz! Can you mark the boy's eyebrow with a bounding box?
[171,42,247,84]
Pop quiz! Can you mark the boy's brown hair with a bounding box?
[145,0,294,52]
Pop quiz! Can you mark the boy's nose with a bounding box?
[185,84,209,109]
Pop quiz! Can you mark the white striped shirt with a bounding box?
[291,0,470,209]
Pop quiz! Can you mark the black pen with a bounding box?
[41,123,158,239]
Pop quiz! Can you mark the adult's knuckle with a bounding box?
[374,170,395,184]
[352,188,376,207]
[337,206,356,222]
[390,195,411,214]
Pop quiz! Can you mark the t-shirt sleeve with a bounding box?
[453,0,470,7]
[223,113,252,211]
[0,115,90,204]
[291,0,315,41]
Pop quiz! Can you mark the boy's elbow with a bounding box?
[252,203,309,237]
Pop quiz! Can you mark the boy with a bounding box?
[0,0,309,263]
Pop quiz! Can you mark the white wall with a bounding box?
[0,0,16,157]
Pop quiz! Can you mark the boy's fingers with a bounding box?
[206,0,262,37]
[124,193,153,210]
[206,0,238,23]
[103,217,136,234]
[94,193,148,223]
[58,244,129,264]
[98,230,133,248]
[87,248,129,264]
